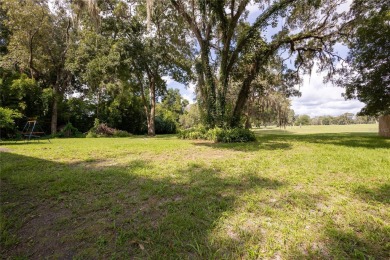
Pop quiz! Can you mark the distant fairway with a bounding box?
[254,123,378,135]
[1,123,389,259]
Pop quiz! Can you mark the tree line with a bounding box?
[294,113,376,126]
[0,0,388,138]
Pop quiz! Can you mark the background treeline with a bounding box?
[295,113,377,126]
[0,0,192,138]
[247,111,377,128]
[1,0,388,139]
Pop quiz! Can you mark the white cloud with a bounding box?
[188,82,196,92]
[337,0,353,13]
[182,94,195,104]
[162,76,175,85]
[291,68,364,117]
[246,1,260,13]
[166,77,196,104]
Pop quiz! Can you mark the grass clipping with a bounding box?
[178,126,256,143]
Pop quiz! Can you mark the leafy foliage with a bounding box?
[178,126,256,143]
[0,0,387,137]
[56,122,81,138]
[296,115,311,126]
[338,0,390,115]
[170,0,349,127]
[87,119,131,138]
[0,107,21,129]
[179,104,202,129]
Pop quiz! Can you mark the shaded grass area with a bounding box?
[1,126,389,259]
[253,124,379,135]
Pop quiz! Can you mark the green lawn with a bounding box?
[1,124,389,259]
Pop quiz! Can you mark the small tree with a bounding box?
[0,107,22,138]
[296,115,311,126]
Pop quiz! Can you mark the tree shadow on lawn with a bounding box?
[324,221,390,259]
[0,140,51,146]
[281,186,389,259]
[192,138,292,152]
[194,132,389,152]
[287,217,390,259]
[0,152,284,259]
[2,152,389,259]
[354,184,390,204]
[282,132,390,149]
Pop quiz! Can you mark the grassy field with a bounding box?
[1,124,389,259]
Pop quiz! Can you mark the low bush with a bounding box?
[112,130,131,137]
[178,126,256,143]
[177,126,207,140]
[87,119,131,138]
[57,123,82,138]
[155,115,177,134]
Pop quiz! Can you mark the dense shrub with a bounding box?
[113,130,132,137]
[0,107,22,138]
[155,115,177,134]
[87,119,131,138]
[178,126,256,143]
[177,126,206,140]
[56,123,82,138]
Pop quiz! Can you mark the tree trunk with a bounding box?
[379,115,390,138]
[96,89,101,119]
[244,99,252,129]
[201,44,217,128]
[230,75,254,128]
[147,117,155,136]
[51,85,58,135]
[148,78,156,136]
[245,115,251,129]
[28,33,35,79]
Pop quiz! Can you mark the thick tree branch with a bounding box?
[170,0,203,45]
[227,0,297,73]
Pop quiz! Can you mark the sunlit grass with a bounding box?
[1,124,389,259]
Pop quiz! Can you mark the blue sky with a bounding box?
[165,0,364,117]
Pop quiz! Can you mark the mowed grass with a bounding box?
[1,124,389,259]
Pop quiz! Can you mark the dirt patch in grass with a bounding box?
[2,199,75,259]
[0,147,11,152]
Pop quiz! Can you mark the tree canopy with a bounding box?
[169,0,349,127]
[0,0,387,137]
[338,0,390,116]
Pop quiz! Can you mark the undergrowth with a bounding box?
[178,126,256,142]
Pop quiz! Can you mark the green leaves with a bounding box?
[0,107,22,129]
[340,0,390,115]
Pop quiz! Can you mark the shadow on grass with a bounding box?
[0,140,51,146]
[323,220,390,259]
[194,132,389,152]
[193,139,292,152]
[258,132,390,149]
[354,184,390,204]
[285,132,389,149]
[0,152,283,259]
[2,152,389,259]
[287,218,390,259]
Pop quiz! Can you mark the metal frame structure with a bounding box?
[20,120,51,143]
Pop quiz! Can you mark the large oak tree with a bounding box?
[169,0,349,128]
